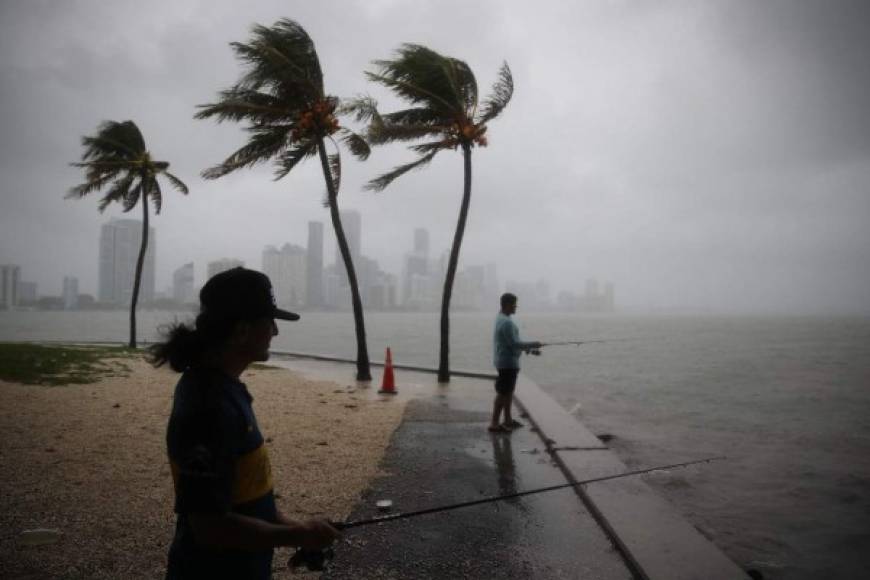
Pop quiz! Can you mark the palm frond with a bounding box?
[273,141,317,180]
[230,19,323,101]
[338,95,382,124]
[104,172,137,209]
[202,124,294,179]
[410,139,453,154]
[338,128,371,161]
[368,121,444,145]
[66,171,118,199]
[195,89,293,123]
[367,44,476,116]
[365,71,456,118]
[477,61,513,124]
[381,107,444,127]
[163,171,189,195]
[442,56,478,115]
[149,178,163,214]
[98,178,137,213]
[80,121,146,161]
[122,178,144,212]
[364,150,439,192]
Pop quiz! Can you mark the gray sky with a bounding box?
[1,0,869,314]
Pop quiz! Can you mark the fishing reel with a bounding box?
[288,546,335,572]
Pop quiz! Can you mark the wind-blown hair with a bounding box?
[148,312,239,372]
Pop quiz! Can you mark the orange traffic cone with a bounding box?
[379,347,397,394]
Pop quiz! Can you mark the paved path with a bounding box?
[276,355,749,580]
[277,358,634,580]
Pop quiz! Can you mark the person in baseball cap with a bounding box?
[150,268,338,579]
[200,266,300,322]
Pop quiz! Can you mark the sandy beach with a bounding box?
[0,356,406,579]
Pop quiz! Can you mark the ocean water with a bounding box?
[2,309,869,579]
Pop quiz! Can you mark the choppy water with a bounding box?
[2,310,869,579]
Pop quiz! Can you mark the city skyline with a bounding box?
[0,217,616,313]
[1,2,868,315]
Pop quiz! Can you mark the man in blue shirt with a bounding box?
[490,293,541,433]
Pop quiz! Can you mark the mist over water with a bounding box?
[3,310,869,579]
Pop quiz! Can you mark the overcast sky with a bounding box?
[1,0,868,314]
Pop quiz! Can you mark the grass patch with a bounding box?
[0,342,140,386]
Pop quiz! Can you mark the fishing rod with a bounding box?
[529,337,640,355]
[290,455,725,570]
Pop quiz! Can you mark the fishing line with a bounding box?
[289,455,725,570]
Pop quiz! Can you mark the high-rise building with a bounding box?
[306,221,324,307]
[402,227,432,308]
[454,265,486,310]
[1,264,20,309]
[62,276,79,310]
[172,263,195,305]
[262,244,307,308]
[17,281,37,305]
[98,219,156,306]
[414,227,429,255]
[207,258,244,280]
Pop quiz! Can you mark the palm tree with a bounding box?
[68,120,189,349]
[361,44,513,383]
[195,18,373,381]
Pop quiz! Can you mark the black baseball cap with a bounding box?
[200,267,300,321]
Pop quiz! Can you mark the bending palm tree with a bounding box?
[196,18,373,381]
[361,44,513,382]
[68,120,189,349]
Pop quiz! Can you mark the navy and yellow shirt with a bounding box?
[165,368,277,579]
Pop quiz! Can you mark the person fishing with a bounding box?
[150,267,339,579]
[489,292,542,433]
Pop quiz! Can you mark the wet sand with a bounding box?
[0,357,405,579]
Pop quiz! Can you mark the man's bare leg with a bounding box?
[490,393,508,430]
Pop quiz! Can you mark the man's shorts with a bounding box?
[495,368,519,395]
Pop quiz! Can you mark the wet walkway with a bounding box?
[276,357,633,580]
[274,354,749,580]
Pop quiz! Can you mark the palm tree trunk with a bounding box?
[129,193,149,349]
[316,138,371,381]
[438,143,473,383]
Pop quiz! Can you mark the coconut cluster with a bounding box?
[444,122,488,149]
[292,99,340,142]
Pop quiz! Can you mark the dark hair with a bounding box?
[148,311,240,372]
[500,292,517,309]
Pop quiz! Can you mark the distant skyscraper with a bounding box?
[414,227,429,256]
[63,276,79,310]
[98,219,155,306]
[1,264,20,309]
[306,221,324,307]
[402,227,431,308]
[262,244,307,308]
[17,281,37,305]
[172,263,195,305]
[207,258,244,280]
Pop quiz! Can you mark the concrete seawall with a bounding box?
[514,374,748,580]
